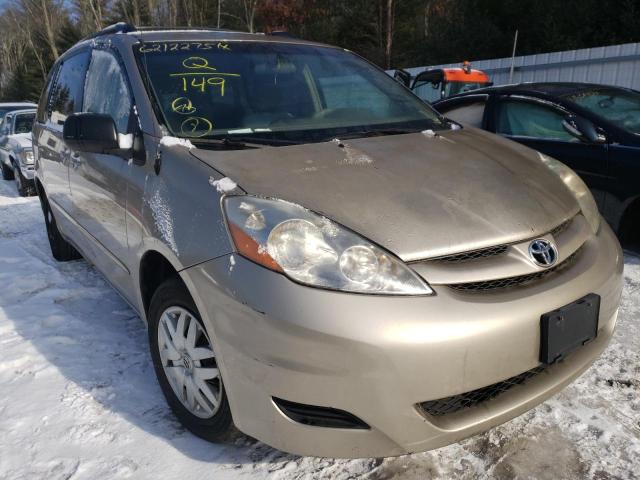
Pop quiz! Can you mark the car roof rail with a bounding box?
[83,22,137,41]
[83,23,251,42]
[134,25,240,32]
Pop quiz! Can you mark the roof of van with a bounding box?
[83,23,329,48]
[127,29,328,47]
[0,102,37,107]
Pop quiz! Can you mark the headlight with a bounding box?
[224,196,433,295]
[538,153,600,234]
[20,150,34,165]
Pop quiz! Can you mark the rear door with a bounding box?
[493,95,610,209]
[68,47,134,293]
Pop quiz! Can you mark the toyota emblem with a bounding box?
[528,239,558,267]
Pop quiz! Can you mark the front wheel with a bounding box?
[148,278,232,441]
[1,160,14,180]
[14,165,35,196]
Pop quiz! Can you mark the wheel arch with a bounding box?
[618,195,640,248]
[139,249,186,317]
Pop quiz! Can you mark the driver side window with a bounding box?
[83,49,133,134]
[497,99,577,141]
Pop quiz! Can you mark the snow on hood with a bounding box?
[191,128,579,261]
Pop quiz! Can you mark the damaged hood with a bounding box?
[192,128,579,261]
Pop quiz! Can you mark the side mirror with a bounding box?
[63,113,120,154]
[562,115,606,144]
[393,69,411,88]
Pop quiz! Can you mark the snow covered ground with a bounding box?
[0,177,638,480]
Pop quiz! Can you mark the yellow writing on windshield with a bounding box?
[171,97,197,115]
[139,42,232,54]
[181,56,217,71]
[170,56,240,95]
[180,117,213,137]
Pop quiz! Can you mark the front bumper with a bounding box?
[18,163,35,180]
[183,222,623,458]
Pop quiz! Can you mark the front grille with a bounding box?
[448,248,581,292]
[435,245,508,263]
[432,216,575,264]
[550,216,574,237]
[419,365,547,416]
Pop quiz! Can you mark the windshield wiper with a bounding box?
[189,137,264,150]
[321,127,421,142]
[190,136,305,149]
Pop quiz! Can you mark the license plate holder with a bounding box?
[540,293,600,364]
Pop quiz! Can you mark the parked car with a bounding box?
[0,101,38,180]
[395,61,492,102]
[433,83,640,248]
[0,101,37,128]
[0,108,37,195]
[34,24,622,458]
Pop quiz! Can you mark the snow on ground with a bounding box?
[0,177,638,480]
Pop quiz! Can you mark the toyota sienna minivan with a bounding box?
[33,23,623,458]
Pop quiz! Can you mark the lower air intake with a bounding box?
[273,397,370,429]
[418,365,547,416]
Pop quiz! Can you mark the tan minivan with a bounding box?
[33,23,623,458]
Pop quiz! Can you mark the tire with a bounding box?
[14,165,36,197]
[1,160,14,180]
[148,278,232,442]
[37,186,82,261]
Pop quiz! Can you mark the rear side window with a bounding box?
[497,100,576,141]
[441,101,486,128]
[83,49,133,134]
[37,66,58,123]
[49,50,91,127]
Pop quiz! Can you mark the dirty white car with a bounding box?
[0,108,37,196]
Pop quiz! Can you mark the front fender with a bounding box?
[125,138,238,318]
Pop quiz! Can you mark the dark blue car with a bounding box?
[434,83,640,248]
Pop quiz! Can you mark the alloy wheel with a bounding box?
[157,306,223,418]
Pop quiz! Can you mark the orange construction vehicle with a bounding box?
[395,61,492,102]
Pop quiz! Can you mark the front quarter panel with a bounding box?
[125,137,236,296]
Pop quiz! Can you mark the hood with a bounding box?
[192,128,579,261]
[10,133,33,149]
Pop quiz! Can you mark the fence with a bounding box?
[398,42,640,93]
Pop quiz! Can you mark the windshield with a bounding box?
[564,87,640,134]
[135,41,445,144]
[13,113,35,134]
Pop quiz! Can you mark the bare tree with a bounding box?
[119,0,143,25]
[242,0,258,32]
[71,0,109,34]
[19,0,63,60]
[384,0,395,69]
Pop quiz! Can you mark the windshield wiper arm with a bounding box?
[189,137,264,150]
[322,127,420,142]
